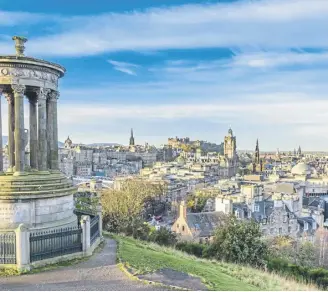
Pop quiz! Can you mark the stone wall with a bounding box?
[0,194,76,230]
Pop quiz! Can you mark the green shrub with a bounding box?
[308,268,328,281]
[267,257,289,273]
[175,242,206,257]
[202,243,218,259]
[212,216,268,266]
[317,276,328,289]
[148,227,177,246]
[267,258,328,289]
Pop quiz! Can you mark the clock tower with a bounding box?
[224,127,237,160]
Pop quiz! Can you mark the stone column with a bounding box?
[37,88,50,173]
[49,91,59,171]
[81,215,91,256]
[28,95,38,170]
[12,84,26,175]
[46,96,52,169]
[15,224,31,271]
[3,92,15,172]
[0,88,3,173]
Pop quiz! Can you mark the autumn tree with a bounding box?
[101,178,164,233]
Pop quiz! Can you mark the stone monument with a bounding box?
[0,36,77,231]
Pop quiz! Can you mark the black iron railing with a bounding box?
[90,215,100,245]
[74,207,97,228]
[30,227,83,263]
[0,232,16,264]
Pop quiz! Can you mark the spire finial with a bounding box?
[12,36,27,57]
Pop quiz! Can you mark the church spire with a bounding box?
[129,128,135,146]
[255,139,260,164]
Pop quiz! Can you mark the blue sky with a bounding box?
[1,0,328,151]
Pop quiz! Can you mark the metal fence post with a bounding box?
[15,224,30,271]
[81,215,91,255]
[96,205,103,238]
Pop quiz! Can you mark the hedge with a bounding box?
[267,257,328,289]
[175,242,206,258]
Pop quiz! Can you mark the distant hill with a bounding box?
[57,142,121,147]
[87,143,121,147]
[2,136,119,148]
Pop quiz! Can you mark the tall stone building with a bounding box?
[223,128,238,176]
[224,128,237,160]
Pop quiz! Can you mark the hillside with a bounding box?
[115,235,317,291]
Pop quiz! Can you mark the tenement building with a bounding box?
[0,36,77,231]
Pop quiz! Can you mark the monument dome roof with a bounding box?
[291,162,310,176]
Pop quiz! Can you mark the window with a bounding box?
[254,204,259,212]
[262,218,267,225]
[288,226,291,233]
[177,224,179,228]
[279,227,282,235]
[235,210,240,218]
[283,215,287,223]
[182,225,185,232]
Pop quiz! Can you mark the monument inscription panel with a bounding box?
[0,204,31,223]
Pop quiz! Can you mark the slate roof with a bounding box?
[297,216,317,236]
[186,211,226,237]
[233,202,250,218]
[252,200,274,222]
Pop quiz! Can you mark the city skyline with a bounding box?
[0,0,327,150]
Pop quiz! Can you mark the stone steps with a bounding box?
[0,183,73,192]
[0,185,77,196]
[0,172,77,198]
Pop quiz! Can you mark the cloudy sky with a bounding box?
[0,0,327,151]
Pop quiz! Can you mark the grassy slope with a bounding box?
[115,235,317,291]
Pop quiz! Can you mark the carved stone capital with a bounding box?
[34,87,51,100]
[48,90,59,101]
[12,84,26,95]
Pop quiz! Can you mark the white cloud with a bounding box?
[230,50,328,69]
[57,94,328,124]
[0,11,47,26]
[108,60,139,75]
[0,0,327,57]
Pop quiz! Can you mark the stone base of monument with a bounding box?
[0,171,102,271]
[0,171,77,230]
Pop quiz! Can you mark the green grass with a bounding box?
[114,235,317,291]
[0,268,21,277]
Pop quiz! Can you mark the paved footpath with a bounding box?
[0,239,164,291]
